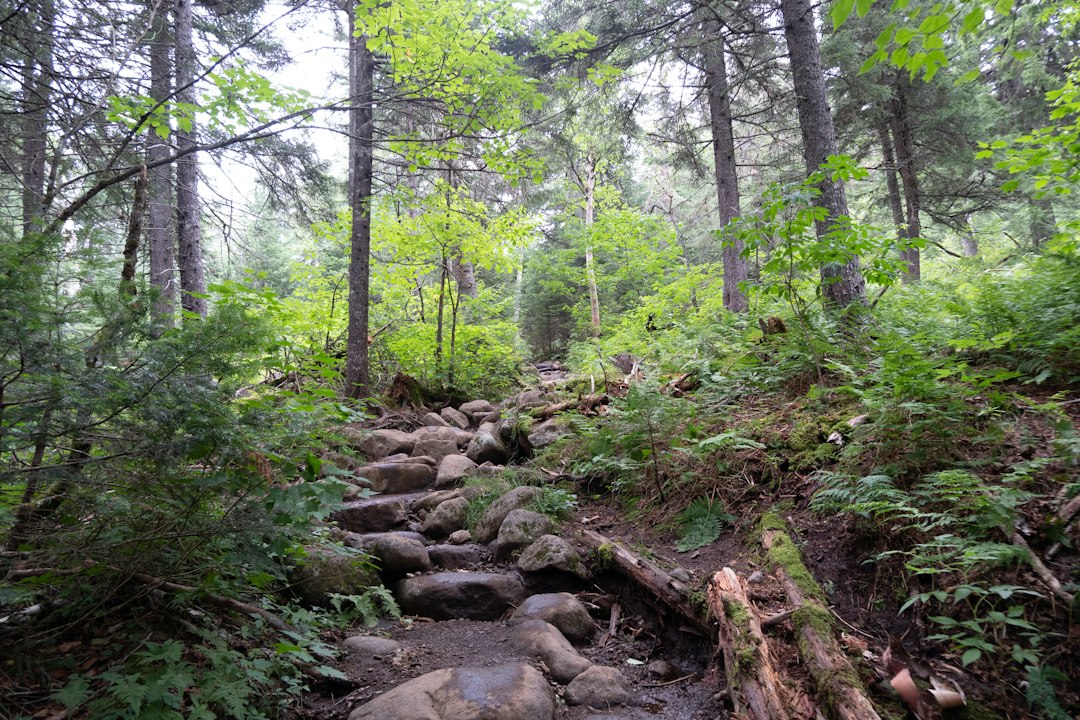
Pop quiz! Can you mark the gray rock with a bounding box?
[420,496,469,538]
[412,425,473,448]
[440,406,470,430]
[348,663,554,720]
[393,572,525,620]
[321,451,364,474]
[412,488,465,512]
[421,412,449,427]
[564,666,636,707]
[428,543,485,569]
[448,529,471,545]
[411,436,460,464]
[333,498,408,533]
[354,463,434,494]
[511,593,595,644]
[290,546,378,607]
[344,428,415,460]
[345,531,428,550]
[458,399,496,419]
[475,462,505,477]
[435,454,478,488]
[466,429,508,466]
[527,418,570,450]
[387,453,437,467]
[494,509,553,562]
[502,389,551,410]
[510,619,592,684]
[475,486,542,543]
[669,567,691,583]
[517,535,588,578]
[342,635,401,658]
[480,409,501,424]
[369,535,432,577]
[493,417,518,441]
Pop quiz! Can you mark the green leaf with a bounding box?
[961,647,982,665]
[52,675,92,710]
[831,0,855,28]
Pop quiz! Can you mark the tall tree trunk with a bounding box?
[175,0,206,317]
[889,76,921,282]
[345,16,375,398]
[959,214,979,257]
[20,0,54,239]
[702,10,748,313]
[148,0,175,331]
[1029,195,1056,250]
[878,121,906,239]
[779,0,865,309]
[584,154,601,337]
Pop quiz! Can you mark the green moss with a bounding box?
[722,596,761,677]
[757,511,789,534]
[766,532,827,603]
[790,442,839,472]
[591,542,615,571]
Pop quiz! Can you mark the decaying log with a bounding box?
[708,567,788,720]
[532,394,608,420]
[667,369,700,397]
[761,528,882,720]
[578,529,711,636]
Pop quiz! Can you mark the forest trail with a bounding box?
[300,364,885,720]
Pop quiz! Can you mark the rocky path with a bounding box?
[303,364,725,720]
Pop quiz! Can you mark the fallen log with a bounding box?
[531,393,608,420]
[761,520,882,720]
[578,529,711,636]
[708,567,788,720]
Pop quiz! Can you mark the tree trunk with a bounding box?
[702,10,748,313]
[120,167,150,297]
[1029,194,1056,250]
[148,0,175,331]
[584,154,601,336]
[175,0,207,318]
[889,76,921,282]
[20,0,55,239]
[779,0,865,309]
[345,17,375,399]
[708,568,788,720]
[960,214,979,257]
[878,121,906,241]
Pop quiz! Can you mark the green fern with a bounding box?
[676,498,733,552]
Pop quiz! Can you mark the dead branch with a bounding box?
[578,529,712,636]
[762,530,882,720]
[1012,531,1075,604]
[532,394,608,420]
[708,568,788,720]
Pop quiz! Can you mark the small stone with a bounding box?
[342,635,401,658]
[421,412,449,427]
[670,567,691,583]
[448,529,471,545]
[564,666,636,707]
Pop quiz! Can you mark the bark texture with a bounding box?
[175,0,207,317]
[148,0,176,329]
[702,11,748,313]
[345,19,375,398]
[583,155,601,336]
[708,568,787,720]
[20,0,55,238]
[888,76,921,282]
[780,0,865,308]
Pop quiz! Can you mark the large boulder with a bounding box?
[564,666,636,707]
[511,593,595,644]
[343,428,415,460]
[474,486,542,543]
[421,412,449,427]
[527,418,570,451]
[412,488,465,512]
[493,509,553,562]
[348,664,555,720]
[420,496,469,538]
[510,619,592,684]
[458,399,496,420]
[393,572,525,620]
[354,463,434,494]
[465,429,508,465]
[333,498,408,533]
[369,535,432,578]
[412,425,474,448]
[428,544,486,570]
[517,535,588,578]
[290,546,378,607]
[440,406,470,430]
[502,389,552,411]
[410,436,460,464]
[434,454,478,488]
